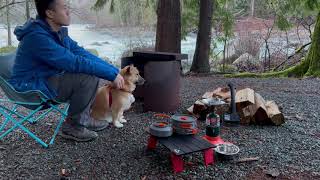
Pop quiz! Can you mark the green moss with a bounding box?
[216,64,238,73]
[225,72,261,78]
[0,46,16,54]
[225,13,320,78]
[86,49,99,56]
[305,14,320,77]
[224,65,308,78]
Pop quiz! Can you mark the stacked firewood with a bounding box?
[187,87,285,126]
[187,87,231,120]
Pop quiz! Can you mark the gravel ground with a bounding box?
[0,75,320,180]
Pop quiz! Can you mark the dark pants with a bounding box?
[48,73,99,127]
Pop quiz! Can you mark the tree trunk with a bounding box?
[305,12,320,76]
[226,11,319,78]
[265,101,285,126]
[190,0,214,73]
[26,0,30,20]
[232,12,320,78]
[155,0,181,53]
[222,38,227,72]
[277,12,320,77]
[6,0,12,46]
[250,0,255,17]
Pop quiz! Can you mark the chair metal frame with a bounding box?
[0,52,69,148]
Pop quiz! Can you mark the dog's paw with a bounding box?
[114,121,123,128]
[119,117,127,123]
[106,118,112,123]
[105,117,113,123]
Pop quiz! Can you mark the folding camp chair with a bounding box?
[0,52,69,148]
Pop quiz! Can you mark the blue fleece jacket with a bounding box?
[9,17,119,99]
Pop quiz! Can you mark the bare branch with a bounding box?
[0,1,25,10]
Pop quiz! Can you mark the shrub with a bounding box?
[121,40,155,58]
[232,53,261,72]
[216,64,238,73]
[234,34,262,57]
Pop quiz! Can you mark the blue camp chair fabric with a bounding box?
[0,52,69,148]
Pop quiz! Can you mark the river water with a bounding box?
[0,24,200,63]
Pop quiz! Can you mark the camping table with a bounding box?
[147,134,216,173]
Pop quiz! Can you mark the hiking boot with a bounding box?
[60,123,98,142]
[85,118,109,132]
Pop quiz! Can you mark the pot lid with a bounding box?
[171,114,196,123]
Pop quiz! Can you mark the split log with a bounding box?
[265,101,285,125]
[189,98,229,120]
[190,87,285,125]
[202,87,231,103]
[202,91,214,99]
[238,94,285,125]
[239,105,255,124]
[192,100,210,120]
[252,93,270,125]
[187,105,194,115]
[192,100,207,115]
[212,87,231,102]
[235,88,255,124]
[235,88,255,110]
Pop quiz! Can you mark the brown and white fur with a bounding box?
[90,65,145,128]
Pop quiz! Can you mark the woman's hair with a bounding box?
[34,0,56,19]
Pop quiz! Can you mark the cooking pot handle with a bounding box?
[153,113,172,124]
[154,113,171,119]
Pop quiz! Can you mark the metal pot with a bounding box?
[149,121,173,137]
[153,114,198,135]
[214,143,240,160]
[171,114,198,135]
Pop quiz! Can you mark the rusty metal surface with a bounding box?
[121,51,186,112]
[121,57,145,77]
[133,51,188,61]
[143,60,181,112]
